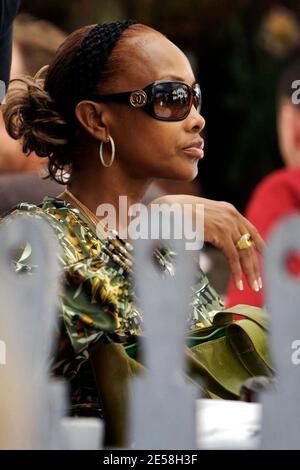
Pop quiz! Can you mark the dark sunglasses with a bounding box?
[89,80,202,122]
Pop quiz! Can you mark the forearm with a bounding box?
[149,194,265,293]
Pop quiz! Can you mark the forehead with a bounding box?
[117,33,196,89]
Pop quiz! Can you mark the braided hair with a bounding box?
[2,20,157,183]
[46,20,137,120]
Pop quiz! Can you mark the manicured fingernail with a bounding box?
[253,280,259,292]
[237,280,244,291]
[258,277,263,289]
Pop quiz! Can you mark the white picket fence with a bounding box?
[0,212,299,449]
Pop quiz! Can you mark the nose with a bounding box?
[187,105,205,133]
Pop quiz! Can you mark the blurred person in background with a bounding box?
[226,58,300,308]
[0,0,20,91]
[0,13,66,214]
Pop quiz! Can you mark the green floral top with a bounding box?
[1,196,224,418]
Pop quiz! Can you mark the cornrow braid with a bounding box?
[46,20,137,119]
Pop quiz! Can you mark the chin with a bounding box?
[169,161,199,182]
[151,157,199,181]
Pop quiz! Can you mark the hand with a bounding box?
[150,195,265,292]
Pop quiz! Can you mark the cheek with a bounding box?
[144,123,184,166]
[112,109,184,169]
[127,117,181,155]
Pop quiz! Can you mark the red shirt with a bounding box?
[226,166,300,307]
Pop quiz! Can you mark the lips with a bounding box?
[182,140,205,159]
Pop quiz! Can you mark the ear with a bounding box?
[75,100,109,142]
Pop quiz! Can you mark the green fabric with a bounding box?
[213,304,269,330]
[227,320,273,372]
[188,336,251,397]
[0,197,273,443]
[187,326,226,348]
[122,304,273,400]
[186,307,273,399]
[0,196,225,418]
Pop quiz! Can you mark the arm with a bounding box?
[0,0,21,98]
[150,194,265,294]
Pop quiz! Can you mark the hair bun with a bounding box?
[2,68,70,160]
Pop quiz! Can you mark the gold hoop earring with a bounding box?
[99,136,115,167]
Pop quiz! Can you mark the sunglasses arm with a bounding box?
[88,92,133,105]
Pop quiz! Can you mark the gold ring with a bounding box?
[236,233,254,250]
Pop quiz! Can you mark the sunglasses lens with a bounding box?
[152,82,191,119]
[193,83,202,113]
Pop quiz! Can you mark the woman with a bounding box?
[1,20,265,446]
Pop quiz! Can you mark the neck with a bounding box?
[68,163,153,236]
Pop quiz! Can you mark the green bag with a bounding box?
[123,304,273,400]
[185,304,273,399]
[98,304,272,446]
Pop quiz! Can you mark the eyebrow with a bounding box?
[160,75,198,85]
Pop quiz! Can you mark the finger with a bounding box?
[223,237,244,291]
[251,247,263,289]
[237,224,262,291]
[239,246,261,292]
[240,217,266,253]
